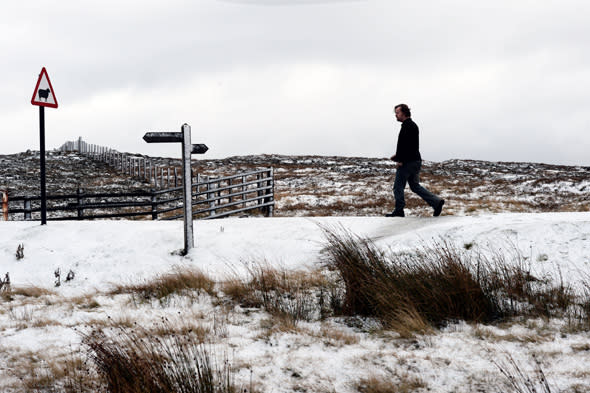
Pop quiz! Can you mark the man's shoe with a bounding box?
[433,199,445,217]
[385,210,405,217]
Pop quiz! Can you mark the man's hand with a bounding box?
[390,155,402,168]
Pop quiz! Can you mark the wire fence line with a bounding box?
[0,138,274,221]
[59,137,190,189]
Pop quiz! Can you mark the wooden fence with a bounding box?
[4,169,274,221]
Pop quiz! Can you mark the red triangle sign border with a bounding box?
[31,67,58,109]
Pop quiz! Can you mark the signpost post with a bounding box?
[143,123,208,255]
[31,67,58,225]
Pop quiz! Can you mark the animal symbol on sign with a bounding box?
[38,88,51,101]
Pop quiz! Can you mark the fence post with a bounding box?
[77,188,83,219]
[208,177,216,217]
[257,173,263,211]
[228,178,233,204]
[1,191,7,221]
[242,175,247,209]
[265,168,274,217]
[24,198,31,221]
[151,190,158,220]
[174,167,178,187]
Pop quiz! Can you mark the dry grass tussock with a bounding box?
[6,348,100,393]
[356,373,426,393]
[1,285,56,302]
[80,322,235,393]
[109,267,215,305]
[305,322,360,346]
[223,262,341,326]
[320,226,590,336]
[9,320,234,393]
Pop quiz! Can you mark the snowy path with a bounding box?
[1,212,589,295]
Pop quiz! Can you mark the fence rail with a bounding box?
[3,169,274,221]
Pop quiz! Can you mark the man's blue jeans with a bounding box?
[393,160,441,212]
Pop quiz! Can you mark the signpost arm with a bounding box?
[181,124,194,253]
[39,106,47,225]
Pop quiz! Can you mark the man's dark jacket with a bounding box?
[393,118,422,163]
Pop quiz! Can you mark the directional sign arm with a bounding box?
[191,144,208,154]
[143,132,183,143]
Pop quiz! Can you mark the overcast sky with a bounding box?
[2,0,589,165]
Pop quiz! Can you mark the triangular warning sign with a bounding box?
[31,67,58,108]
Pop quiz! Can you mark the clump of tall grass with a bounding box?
[109,267,215,306]
[566,274,590,331]
[356,373,426,393]
[320,226,582,335]
[81,322,235,393]
[9,349,103,393]
[222,262,339,325]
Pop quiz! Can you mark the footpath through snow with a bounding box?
[1,212,589,296]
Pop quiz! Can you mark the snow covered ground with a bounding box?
[1,213,590,392]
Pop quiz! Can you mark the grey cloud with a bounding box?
[2,1,590,164]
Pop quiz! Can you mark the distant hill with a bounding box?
[1,150,589,217]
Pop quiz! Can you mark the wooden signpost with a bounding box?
[144,123,208,255]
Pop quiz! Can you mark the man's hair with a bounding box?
[395,104,411,117]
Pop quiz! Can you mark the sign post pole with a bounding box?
[143,124,208,255]
[31,67,58,225]
[39,106,47,225]
[181,124,194,252]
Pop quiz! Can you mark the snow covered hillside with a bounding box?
[1,151,589,218]
[1,213,590,392]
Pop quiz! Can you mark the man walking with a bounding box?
[386,104,444,217]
